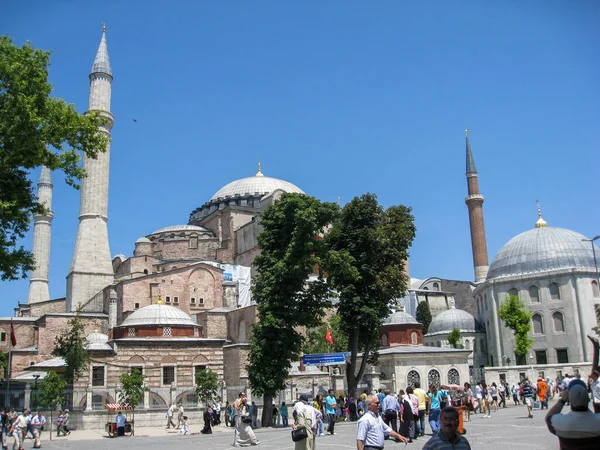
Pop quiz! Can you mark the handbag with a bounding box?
[292,427,308,442]
[241,415,252,424]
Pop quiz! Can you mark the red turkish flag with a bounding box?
[325,328,334,345]
[10,320,17,347]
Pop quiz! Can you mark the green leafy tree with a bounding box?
[498,295,534,360]
[37,371,67,441]
[0,35,108,280]
[302,314,348,354]
[52,312,91,387]
[323,194,416,397]
[447,328,463,349]
[118,368,145,435]
[416,301,432,335]
[194,367,220,406]
[248,193,339,427]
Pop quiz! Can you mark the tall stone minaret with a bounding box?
[66,26,114,311]
[27,166,53,303]
[464,129,489,282]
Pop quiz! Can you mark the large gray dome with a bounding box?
[427,308,480,335]
[120,304,197,327]
[487,227,598,280]
[210,174,304,201]
[383,309,420,326]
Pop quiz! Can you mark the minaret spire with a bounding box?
[464,130,489,282]
[535,200,548,228]
[255,158,264,177]
[66,26,115,311]
[27,166,53,303]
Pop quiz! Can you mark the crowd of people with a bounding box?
[0,408,47,449]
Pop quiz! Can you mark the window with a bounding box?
[173,296,179,304]
[131,366,143,376]
[552,311,565,333]
[508,288,518,297]
[516,354,526,365]
[92,394,105,410]
[432,282,440,291]
[465,340,471,350]
[163,327,172,337]
[0,332,5,342]
[499,373,506,383]
[194,365,207,378]
[448,368,460,385]
[411,332,418,345]
[532,314,544,334]
[593,281,599,298]
[190,297,196,305]
[188,237,198,249]
[556,349,569,364]
[407,370,420,388]
[165,296,171,304]
[549,283,560,300]
[199,298,204,305]
[134,303,140,310]
[381,334,388,347]
[128,328,136,337]
[476,298,480,314]
[428,369,441,390]
[480,338,485,354]
[163,366,175,385]
[535,350,547,365]
[143,269,148,275]
[92,366,105,387]
[529,285,540,303]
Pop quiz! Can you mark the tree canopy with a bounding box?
[248,193,339,425]
[194,367,220,406]
[302,314,348,355]
[323,193,416,397]
[416,301,432,335]
[51,312,91,384]
[0,35,108,280]
[447,328,463,349]
[498,294,534,358]
[118,368,145,409]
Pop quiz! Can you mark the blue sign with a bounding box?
[303,352,348,366]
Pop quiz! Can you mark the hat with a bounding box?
[298,395,309,403]
[568,384,590,408]
[568,379,587,391]
[537,377,542,381]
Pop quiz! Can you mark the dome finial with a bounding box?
[256,158,264,177]
[157,293,164,305]
[535,200,548,228]
[465,128,469,137]
[102,22,106,33]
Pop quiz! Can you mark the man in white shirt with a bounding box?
[31,411,46,449]
[166,403,176,429]
[589,369,600,413]
[356,395,408,450]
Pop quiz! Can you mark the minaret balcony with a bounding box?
[465,194,484,203]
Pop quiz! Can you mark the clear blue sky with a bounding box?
[2,1,599,316]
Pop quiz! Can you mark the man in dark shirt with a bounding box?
[521,379,535,418]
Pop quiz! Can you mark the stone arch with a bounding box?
[129,355,145,365]
[549,283,560,300]
[407,370,420,388]
[88,392,115,410]
[192,355,209,365]
[161,355,177,365]
[149,390,168,408]
[508,288,518,297]
[428,369,441,390]
[189,267,217,307]
[465,339,471,350]
[238,320,247,343]
[532,313,544,334]
[176,389,197,407]
[528,285,540,302]
[552,311,565,333]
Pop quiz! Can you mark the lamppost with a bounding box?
[529,352,535,381]
[581,235,600,287]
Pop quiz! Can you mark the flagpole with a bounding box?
[5,319,12,408]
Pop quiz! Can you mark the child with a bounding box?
[180,416,190,435]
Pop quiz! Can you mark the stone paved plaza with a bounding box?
[37,404,563,449]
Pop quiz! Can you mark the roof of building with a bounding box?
[465,130,477,175]
[209,169,304,201]
[29,357,66,369]
[426,306,482,335]
[91,27,111,76]
[375,346,470,356]
[150,225,209,235]
[85,331,113,351]
[135,237,151,244]
[120,303,197,327]
[383,308,421,326]
[39,166,52,185]
[487,226,599,280]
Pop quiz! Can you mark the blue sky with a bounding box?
[2,1,599,316]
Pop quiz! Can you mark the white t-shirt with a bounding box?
[475,385,483,399]
[590,380,600,404]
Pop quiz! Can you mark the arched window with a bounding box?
[448,368,460,385]
[465,339,471,350]
[432,282,440,291]
[549,283,560,300]
[593,281,599,298]
[428,369,441,390]
[382,334,388,347]
[552,311,565,333]
[508,288,518,297]
[529,285,540,303]
[473,340,477,352]
[143,269,148,275]
[532,313,544,334]
[411,332,418,345]
[407,370,420,388]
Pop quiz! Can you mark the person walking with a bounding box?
[293,395,315,450]
[251,401,259,429]
[180,416,190,435]
[281,402,289,427]
[31,411,45,449]
[166,403,176,429]
[61,409,71,436]
[176,403,185,428]
[537,377,549,410]
[588,369,600,413]
[325,389,337,435]
[115,411,125,437]
[356,395,408,450]
[15,409,29,446]
[522,379,535,418]
[490,382,499,412]
[381,390,400,433]
[313,395,324,436]
[427,386,445,434]
[413,381,428,437]
[201,407,213,434]
[55,411,64,437]
[399,389,415,443]
[511,383,520,406]
[463,383,474,422]
[232,392,259,447]
[422,406,472,450]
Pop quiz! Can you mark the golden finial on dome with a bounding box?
[256,158,264,177]
[465,128,469,138]
[157,293,164,305]
[535,200,548,228]
[102,23,106,33]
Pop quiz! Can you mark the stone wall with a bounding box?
[69,408,207,431]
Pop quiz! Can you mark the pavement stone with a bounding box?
[33,404,562,449]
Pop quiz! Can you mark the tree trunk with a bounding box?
[261,394,273,428]
[49,411,53,441]
[132,407,135,436]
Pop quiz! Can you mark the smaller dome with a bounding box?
[427,307,481,335]
[120,303,197,327]
[85,332,112,351]
[113,253,127,261]
[383,308,420,326]
[151,225,209,235]
[135,237,151,244]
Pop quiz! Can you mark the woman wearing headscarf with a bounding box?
[293,395,315,450]
[201,406,213,434]
[232,392,260,447]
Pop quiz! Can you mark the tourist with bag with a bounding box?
[232,391,260,447]
[292,395,314,450]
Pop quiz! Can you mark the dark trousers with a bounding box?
[384,410,398,433]
[327,413,336,434]
[117,426,125,436]
[593,403,600,414]
[499,395,506,408]
[417,410,426,436]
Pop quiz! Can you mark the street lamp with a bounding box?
[529,352,535,381]
[581,235,600,287]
